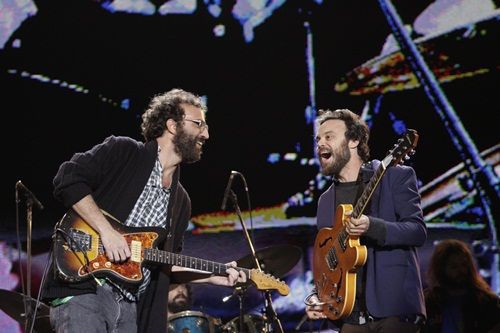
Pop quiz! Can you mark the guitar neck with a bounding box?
[144,248,251,277]
[352,164,387,219]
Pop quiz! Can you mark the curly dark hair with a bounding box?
[141,88,207,141]
[315,108,370,162]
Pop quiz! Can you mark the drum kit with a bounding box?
[0,288,52,333]
[167,311,267,333]
[167,244,302,333]
[0,239,300,333]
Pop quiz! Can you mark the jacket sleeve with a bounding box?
[365,165,427,247]
[52,135,130,208]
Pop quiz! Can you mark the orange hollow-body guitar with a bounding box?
[312,129,419,321]
[313,204,367,320]
[53,209,290,296]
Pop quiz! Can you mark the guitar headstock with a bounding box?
[249,269,290,296]
[382,129,419,168]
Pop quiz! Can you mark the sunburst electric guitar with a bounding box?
[53,209,290,296]
[312,129,419,320]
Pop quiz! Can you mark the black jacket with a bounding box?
[43,135,191,333]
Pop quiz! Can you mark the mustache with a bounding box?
[173,294,188,301]
[196,136,207,144]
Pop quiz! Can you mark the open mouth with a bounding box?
[318,150,332,161]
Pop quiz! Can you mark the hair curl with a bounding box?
[315,108,370,162]
[141,88,207,141]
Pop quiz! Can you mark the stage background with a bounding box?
[0,0,498,332]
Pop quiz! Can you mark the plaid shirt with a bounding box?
[110,153,170,301]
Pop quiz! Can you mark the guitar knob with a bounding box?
[336,296,343,303]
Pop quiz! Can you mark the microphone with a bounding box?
[222,292,234,303]
[16,180,44,210]
[221,171,238,211]
[222,286,243,302]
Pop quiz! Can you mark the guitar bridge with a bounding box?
[67,228,92,252]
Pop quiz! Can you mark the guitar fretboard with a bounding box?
[338,163,387,250]
[352,164,386,218]
[144,248,251,277]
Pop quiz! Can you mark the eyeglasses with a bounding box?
[184,118,209,131]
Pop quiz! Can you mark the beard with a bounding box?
[168,295,191,314]
[173,126,205,163]
[319,139,351,177]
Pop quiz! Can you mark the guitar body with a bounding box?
[313,204,367,321]
[54,209,166,284]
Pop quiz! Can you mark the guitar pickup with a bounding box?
[326,247,338,270]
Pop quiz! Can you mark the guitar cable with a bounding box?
[26,243,54,333]
[304,289,325,307]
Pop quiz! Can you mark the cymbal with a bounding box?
[236,244,302,278]
[334,10,500,95]
[0,289,52,333]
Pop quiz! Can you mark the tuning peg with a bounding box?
[409,149,416,155]
[404,155,411,160]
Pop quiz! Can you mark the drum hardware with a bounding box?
[0,289,52,333]
[220,171,290,333]
[236,245,302,280]
[167,310,223,333]
[223,314,267,333]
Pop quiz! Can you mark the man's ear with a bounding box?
[349,139,359,150]
[166,119,178,135]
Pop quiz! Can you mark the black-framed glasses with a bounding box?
[184,118,209,130]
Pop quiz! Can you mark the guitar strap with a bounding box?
[356,168,371,313]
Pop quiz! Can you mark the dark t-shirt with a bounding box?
[334,179,367,323]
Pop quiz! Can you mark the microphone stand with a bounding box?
[24,198,34,333]
[226,189,284,333]
[15,181,43,333]
[237,286,246,332]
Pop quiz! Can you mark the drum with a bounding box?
[222,314,267,333]
[167,310,223,333]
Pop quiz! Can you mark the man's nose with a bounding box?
[201,126,209,139]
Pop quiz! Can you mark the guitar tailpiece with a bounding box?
[304,291,325,306]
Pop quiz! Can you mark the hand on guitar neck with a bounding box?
[345,213,370,236]
[171,261,247,287]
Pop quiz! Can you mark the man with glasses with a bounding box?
[43,88,246,333]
